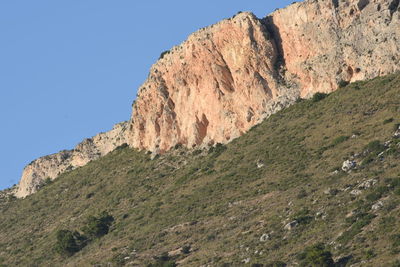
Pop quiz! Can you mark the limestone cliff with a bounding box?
[15,0,400,197]
[127,0,400,152]
[15,122,129,198]
[128,12,298,152]
[267,0,400,97]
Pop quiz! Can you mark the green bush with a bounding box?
[364,249,376,259]
[331,135,350,146]
[38,177,52,189]
[365,186,389,202]
[159,50,170,60]
[392,259,400,267]
[208,143,227,156]
[338,80,349,88]
[339,212,375,244]
[298,243,334,267]
[311,92,328,102]
[293,208,313,225]
[181,245,191,254]
[383,118,394,124]
[361,140,386,165]
[265,261,287,267]
[364,140,385,153]
[147,252,176,267]
[55,230,86,256]
[82,211,114,239]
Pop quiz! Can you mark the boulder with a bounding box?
[342,160,357,172]
[259,233,271,242]
[284,220,298,230]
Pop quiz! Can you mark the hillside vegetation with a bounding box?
[1,73,400,266]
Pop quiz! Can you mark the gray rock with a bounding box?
[358,179,378,189]
[259,233,271,242]
[372,201,383,211]
[242,258,251,264]
[284,220,298,230]
[350,189,362,196]
[342,160,357,172]
[256,160,265,168]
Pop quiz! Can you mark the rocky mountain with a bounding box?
[15,0,400,197]
[1,73,400,266]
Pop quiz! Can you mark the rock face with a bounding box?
[267,0,400,97]
[15,122,129,198]
[127,0,400,151]
[15,0,400,197]
[128,12,298,152]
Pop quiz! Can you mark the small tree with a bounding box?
[311,92,328,102]
[55,230,85,256]
[82,211,114,239]
[147,252,177,267]
[298,243,334,267]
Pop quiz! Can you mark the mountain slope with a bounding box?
[1,73,400,266]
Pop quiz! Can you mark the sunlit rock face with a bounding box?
[267,0,400,98]
[127,0,400,152]
[15,122,129,198]
[15,0,400,197]
[127,12,296,152]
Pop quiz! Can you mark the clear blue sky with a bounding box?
[0,0,294,190]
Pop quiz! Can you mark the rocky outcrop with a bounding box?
[15,0,400,197]
[127,12,298,152]
[15,122,129,198]
[127,0,400,152]
[267,0,400,97]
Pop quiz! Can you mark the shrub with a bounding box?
[38,177,52,189]
[82,211,114,239]
[208,143,227,156]
[339,212,375,244]
[364,140,385,153]
[55,230,86,256]
[173,143,183,150]
[192,149,202,156]
[391,234,400,247]
[331,135,350,146]
[181,245,191,254]
[338,80,349,88]
[159,50,170,60]
[392,260,400,267]
[297,189,308,199]
[148,252,176,267]
[293,208,313,225]
[361,153,375,166]
[298,243,334,267]
[115,143,129,151]
[384,118,394,124]
[365,186,389,202]
[311,92,328,102]
[265,261,287,267]
[364,249,376,259]
[296,97,304,103]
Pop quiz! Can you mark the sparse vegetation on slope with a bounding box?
[0,73,400,266]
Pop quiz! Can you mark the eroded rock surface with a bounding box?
[15,0,400,197]
[267,0,400,97]
[128,0,400,152]
[15,122,129,198]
